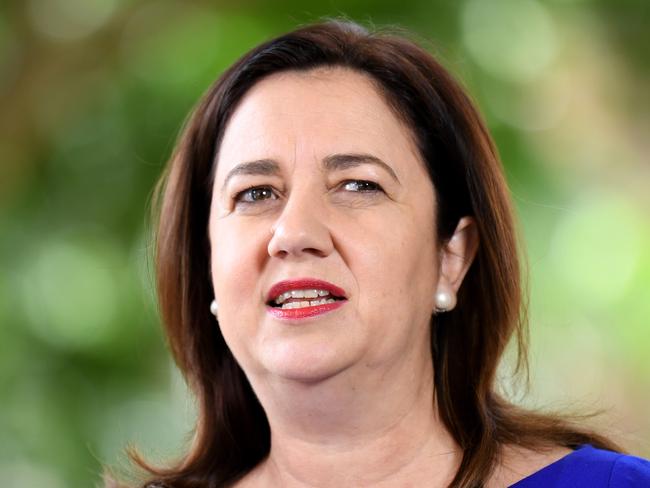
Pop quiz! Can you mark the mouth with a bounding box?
[266,278,347,310]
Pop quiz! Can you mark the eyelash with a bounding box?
[233,180,384,204]
[234,186,277,204]
[341,180,383,193]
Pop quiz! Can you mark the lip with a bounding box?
[266,277,348,321]
[266,278,348,303]
[267,300,345,320]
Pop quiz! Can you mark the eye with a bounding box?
[234,186,278,204]
[341,180,383,193]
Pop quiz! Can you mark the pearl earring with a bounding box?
[210,299,218,317]
[435,291,456,313]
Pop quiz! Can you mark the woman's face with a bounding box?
[209,67,441,383]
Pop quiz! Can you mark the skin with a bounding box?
[208,67,570,487]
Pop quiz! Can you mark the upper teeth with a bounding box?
[274,289,331,304]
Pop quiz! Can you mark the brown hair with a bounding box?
[117,20,622,488]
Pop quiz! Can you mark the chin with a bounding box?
[259,338,356,384]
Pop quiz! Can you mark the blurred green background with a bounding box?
[1,0,648,486]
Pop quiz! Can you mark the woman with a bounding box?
[115,20,650,487]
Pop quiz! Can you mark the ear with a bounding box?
[437,216,479,294]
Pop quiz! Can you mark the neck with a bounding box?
[244,347,461,487]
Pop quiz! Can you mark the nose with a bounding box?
[267,190,334,259]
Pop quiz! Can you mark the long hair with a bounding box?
[117,20,622,488]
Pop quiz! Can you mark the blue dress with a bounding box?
[510,444,650,487]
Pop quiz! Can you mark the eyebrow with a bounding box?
[220,159,281,194]
[220,152,400,193]
[323,153,400,184]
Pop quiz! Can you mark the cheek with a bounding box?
[209,221,270,368]
[349,211,435,291]
[210,222,265,316]
[345,207,438,336]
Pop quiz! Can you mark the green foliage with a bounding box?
[1,1,648,486]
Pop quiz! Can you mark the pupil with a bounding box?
[252,188,271,200]
[347,181,376,192]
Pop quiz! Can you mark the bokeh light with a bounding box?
[27,0,119,42]
[462,0,558,83]
[549,192,645,308]
[19,236,121,350]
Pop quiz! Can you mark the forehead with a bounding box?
[215,67,424,174]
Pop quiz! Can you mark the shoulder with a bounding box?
[559,445,650,487]
[499,444,650,488]
[489,444,574,487]
[608,450,650,486]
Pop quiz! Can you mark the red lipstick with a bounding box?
[266,278,347,321]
